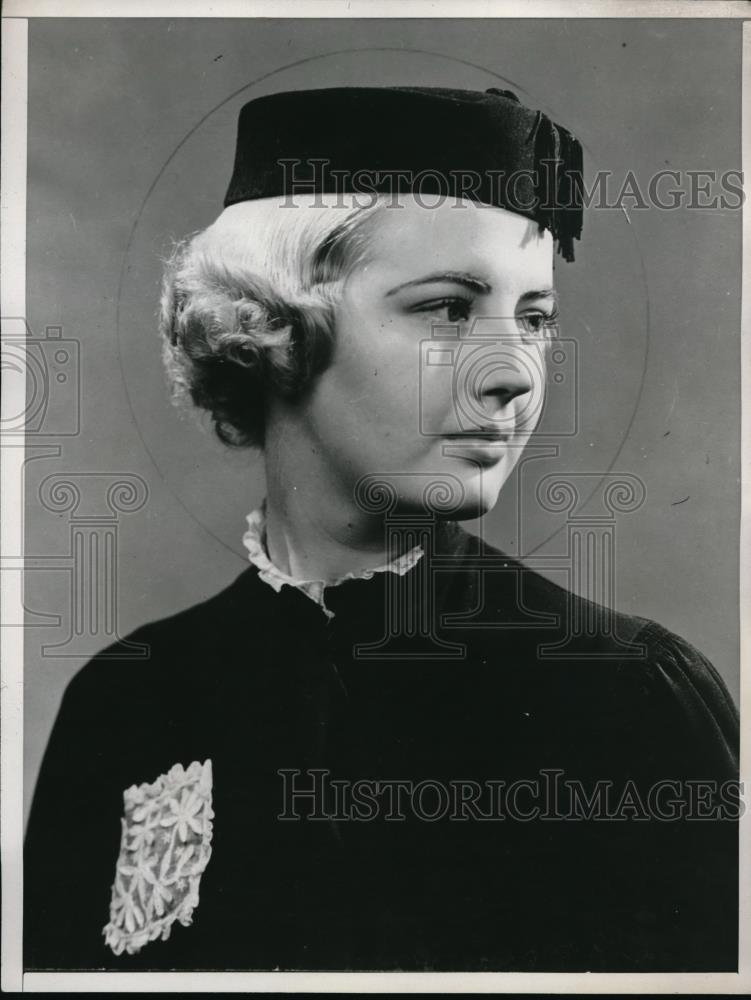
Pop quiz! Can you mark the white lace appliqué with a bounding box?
[103,759,214,956]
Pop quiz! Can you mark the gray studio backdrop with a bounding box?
[23,18,741,825]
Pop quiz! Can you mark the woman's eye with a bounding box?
[516,310,559,340]
[415,298,472,323]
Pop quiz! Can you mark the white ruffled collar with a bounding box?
[242,501,424,620]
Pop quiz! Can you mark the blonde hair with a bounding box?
[159,194,387,447]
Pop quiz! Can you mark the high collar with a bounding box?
[242,500,426,619]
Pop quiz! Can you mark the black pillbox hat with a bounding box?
[224,86,583,261]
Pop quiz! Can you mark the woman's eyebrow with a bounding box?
[518,289,558,306]
[384,272,492,297]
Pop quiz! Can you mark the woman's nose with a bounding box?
[480,353,535,408]
[447,316,546,431]
[463,337,546,434]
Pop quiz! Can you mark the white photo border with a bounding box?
[2,1,749,993]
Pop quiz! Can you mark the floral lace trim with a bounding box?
[103,759,213,956]
[242,503,424,619]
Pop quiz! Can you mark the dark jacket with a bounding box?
[24,523,739,972]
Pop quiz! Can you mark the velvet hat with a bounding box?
[224,86,583,261]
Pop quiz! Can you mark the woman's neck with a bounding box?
[263,441,412,583]
[262,483,405,584]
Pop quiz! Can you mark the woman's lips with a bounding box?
[443,430,511,443]
[441,433,510,464]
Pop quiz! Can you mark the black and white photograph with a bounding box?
[1,0,748,992]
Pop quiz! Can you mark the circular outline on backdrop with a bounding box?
[115,45,650,561]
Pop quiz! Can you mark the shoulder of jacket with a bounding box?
[462,532,650,644]
[624,618,738,719]
[62,566,266,701]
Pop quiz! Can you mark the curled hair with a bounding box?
[159,195,385,447]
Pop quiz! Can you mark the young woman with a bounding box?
[25,86,738,973]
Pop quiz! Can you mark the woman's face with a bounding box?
[279,198,556,519]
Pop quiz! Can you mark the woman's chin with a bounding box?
[450,488,502,521]
[351,459,508,519]
[450,461,507,517]
[399,478,503,520]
